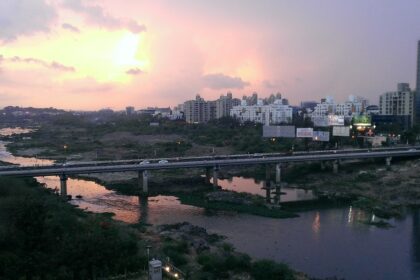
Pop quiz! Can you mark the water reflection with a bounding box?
[0,127,34,136]
[139,195,148,224]
[217,176,316,203]
[312,212,321,235]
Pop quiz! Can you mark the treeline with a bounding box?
[0,177,147,279]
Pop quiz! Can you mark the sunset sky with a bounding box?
[1,0,420,110]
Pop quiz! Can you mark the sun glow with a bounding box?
[113,33,141,66]
[2,29,150,84]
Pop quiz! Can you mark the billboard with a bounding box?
[263,125,295,138]
[332,126,350,137]
[312,116,329,127]
[313,131,330,142]
[328,115,344,126]
[296,128,314,138]
[353,115,371,126]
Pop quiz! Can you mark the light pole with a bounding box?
[63,144,68,164]
[146,244,152,277]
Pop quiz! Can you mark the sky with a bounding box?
[0,0,419,110]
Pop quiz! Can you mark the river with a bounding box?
[1,127,419,279]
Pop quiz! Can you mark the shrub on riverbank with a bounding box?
[178,191,299,219]
[195,252,295,280]
[0,177,147,279]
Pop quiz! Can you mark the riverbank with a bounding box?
[3,127,420,278]
[6,123,420,221]
[0,177,308,279]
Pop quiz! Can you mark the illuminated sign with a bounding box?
[352,115,371,126]
[328,115,345,126]
[313,131,330,142]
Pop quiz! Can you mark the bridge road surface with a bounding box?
[0,149,419,177]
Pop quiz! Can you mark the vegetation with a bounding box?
[0,177,147,279]
[195,252,295,280]
[177,192,299,219]
[4,114,332,160]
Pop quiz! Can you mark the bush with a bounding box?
[0,177,146,279]
[251,260,295,280]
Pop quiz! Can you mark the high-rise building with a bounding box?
[416,40,420,123]
[379,83,414,126]
[125,106,135,115]
[215,93,241,118]
[183,95,211,123]
[230,98,293,125]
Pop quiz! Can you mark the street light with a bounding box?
[146,244,152,261]
[63,144,68,163]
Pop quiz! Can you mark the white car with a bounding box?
[158,160,169,164]
[409,149,417,152]
[139,160,150,165]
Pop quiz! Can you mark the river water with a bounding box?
[1,128,419,279]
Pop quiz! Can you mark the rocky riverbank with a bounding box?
[289,158,420,218]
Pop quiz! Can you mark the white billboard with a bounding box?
[263,126,295,138]
[312,116,329,127]
[313,131,330,142]
[332,126,350,137]
[328,115,344,126]
[296,128,314,138]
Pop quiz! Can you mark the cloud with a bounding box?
[61,0,146,33]
[202,73,250,90]
[62,23,80,33]
[0,0,57,41]
[126,68,144,75]
[5,55,75,72]
[50,61,75,72]
[262,80,277,89]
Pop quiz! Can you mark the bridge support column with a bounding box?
[386,157,392,167]
[274,184,281,205]
[320,161,326,171]
[213,166,219,189]
[59,174,68,197]
[205,167,212,184]
[139,170,148,194]
[265,164,271,181]
[275,163,282,185]
[265,181,271,203]
[333,160,339,174]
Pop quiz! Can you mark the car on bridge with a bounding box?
[158,160,169,164]
[139,160,150,165]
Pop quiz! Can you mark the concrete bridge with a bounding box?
[1,147,419,197]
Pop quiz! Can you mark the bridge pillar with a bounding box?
[320,161,326,171]
[275,163,281,185]
[205,167,212,184]
[265,181,271,203]
[265,164,271,181]
[139,170,148,194]
[213,166,219,189]
[333,160,339,174]
[274,184,281,205]
[386,157,392,167]
[59,174,68,197]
